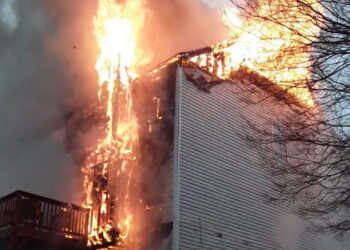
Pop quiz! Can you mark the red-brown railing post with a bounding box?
[9,191,22,250]
[84,208,90,237]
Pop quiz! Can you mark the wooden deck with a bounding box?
[0,190,90,250]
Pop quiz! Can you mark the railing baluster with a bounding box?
[1,191,90,244]
[0,199,3,226]
[78,210,82,234]
[1,199,5,226]
[72,209,76,233]
[44,202,49,228]
[49,203,53,229]
[49,203,53,230]
[42,202,46,228]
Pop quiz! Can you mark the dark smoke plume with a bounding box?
[0,0,225,205]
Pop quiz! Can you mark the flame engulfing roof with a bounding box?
[150,44,315,107]
[79,0,320,247]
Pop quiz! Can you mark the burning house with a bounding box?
[125,48,350,249]
[73,0,350,245]
[2,0,350,249]
[1,54,350,250]
[142,53,350,250]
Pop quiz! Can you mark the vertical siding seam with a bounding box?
[173,65,182,250]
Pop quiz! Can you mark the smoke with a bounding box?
[49,0,226,203]
[0,0,226,207]
[0,0,95,203]
[0,0,19,35]
[140,0,227,71]
[200,0,230,8]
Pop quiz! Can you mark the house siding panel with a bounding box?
[174,67,350,250]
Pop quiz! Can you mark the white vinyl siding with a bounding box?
[173,66,350,250]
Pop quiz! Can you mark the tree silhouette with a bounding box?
[229,0,350,235]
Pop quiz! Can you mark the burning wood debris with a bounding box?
[61,0,322,249]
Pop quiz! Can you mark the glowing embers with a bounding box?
[82,151,119,248]
[189,52,226,79]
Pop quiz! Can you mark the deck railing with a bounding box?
[0,192,16,229]
[0,190,90,238]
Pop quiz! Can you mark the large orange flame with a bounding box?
[83,0,146,247]
[190,0,322,106]
[82,0,322,248]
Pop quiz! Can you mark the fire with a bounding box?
[189,0,322,106]
[80,0,322,248]
[82,0,146,248]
